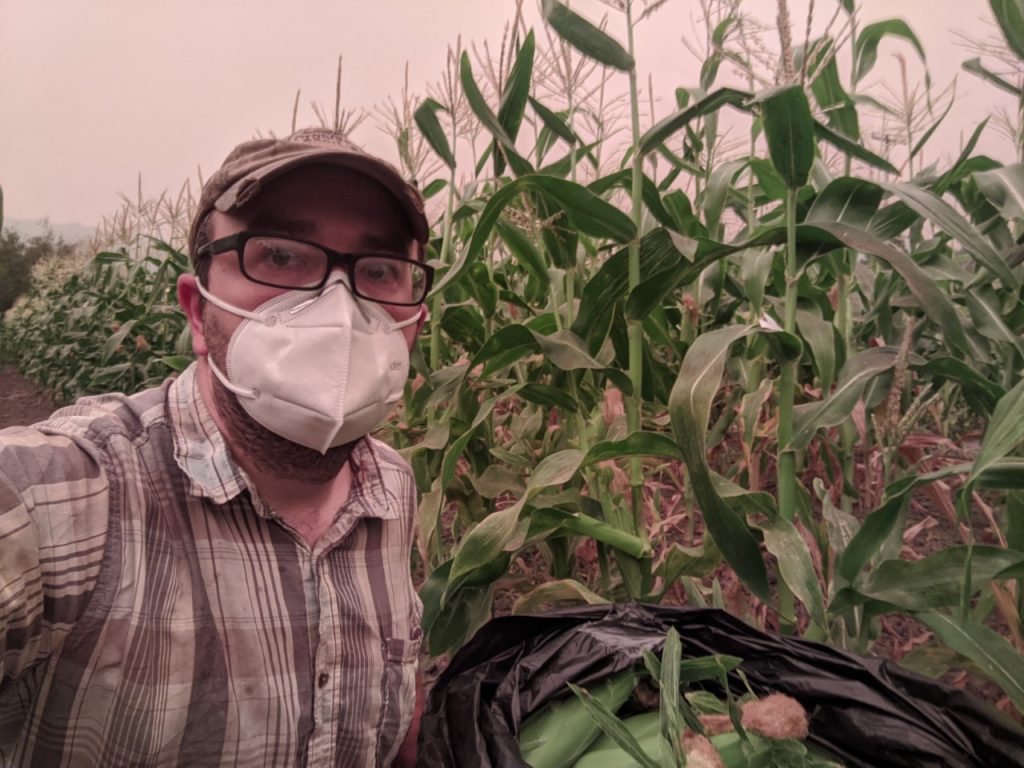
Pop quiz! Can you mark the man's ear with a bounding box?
[177,274,208,357]
[415,304,429,338]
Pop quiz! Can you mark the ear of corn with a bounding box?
[518,666,641,768]
[572,712,745,768]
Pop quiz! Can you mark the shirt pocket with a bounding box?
[375,627,422,767]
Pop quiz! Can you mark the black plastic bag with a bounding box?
[418,603,1024,767]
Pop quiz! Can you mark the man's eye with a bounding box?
[360,260,400,283]
[265,248,298,268]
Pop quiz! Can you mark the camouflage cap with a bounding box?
[188,128,429,257]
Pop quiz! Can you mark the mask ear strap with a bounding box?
[196,281,264,321]
[206,355,259,400]
[390,307,424,331]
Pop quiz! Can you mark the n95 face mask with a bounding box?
[197,278,417,454]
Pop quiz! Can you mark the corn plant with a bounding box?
[395,0,1024,717]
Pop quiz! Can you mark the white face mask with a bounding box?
[197,278,419,454]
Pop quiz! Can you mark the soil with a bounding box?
[0,365,58,429]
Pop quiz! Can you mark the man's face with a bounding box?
[178,164,426,480]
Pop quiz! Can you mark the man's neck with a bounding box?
[196,359,354,546]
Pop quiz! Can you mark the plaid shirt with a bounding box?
[0,364,422,767]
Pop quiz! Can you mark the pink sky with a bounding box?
[0,0,1014,229]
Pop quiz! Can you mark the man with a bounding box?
[0,129,432,766]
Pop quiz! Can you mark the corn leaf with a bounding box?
[541,0,634,72]
[965,287,1024,360]
[963,57,1023,97]
[498,30,535,143]
[879,180,1019,290]
[639,88,751,154]
[790,347,899,452]
[756,85,816,190]
[529,96,579,144]
[511,579,610,614]
[433,175,635,295]
[566,684,660,768]
[917,611,1024,713]
[990,0,1024,61]
[835,546,1024,612]
[972,163,1024,221]
[414,98,455,169]
[669,324,771,601]
[967,376,1024,488]
[813,118,899,174]
[806,177,885,228]
[854,18,928,84]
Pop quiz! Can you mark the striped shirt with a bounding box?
[0,363,422,767]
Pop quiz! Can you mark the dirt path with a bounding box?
[0,365,58,429]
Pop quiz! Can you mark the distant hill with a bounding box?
[3,218,95,243]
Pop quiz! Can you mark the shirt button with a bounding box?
[318,672,330,688]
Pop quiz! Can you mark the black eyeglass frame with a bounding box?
[196,231,435,306]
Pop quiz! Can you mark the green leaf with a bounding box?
[963,57,1023,96]
[440,395,497,491]
[445,502,526,601]
[100,319,136,364]
[584,432,684,465]
[567,684,660,768]
[878,181,1019,291]
[814,119,899,174]
[915,357,1004,416]
[498,30,535,143]
[420,560,494,656]
[798,37,859,140]
[917,611,1024,712]
[639,88,752,154]
[807,176,885,228]
[669,325,771,601]
[414,98,455,169]
[791,347,898,452]
[837,546,1024,611]
[432,175,635,296]
[990,0,1024,61]
[911,92,955,160]
[757,513,828,628]
[542,0,634,72]
[460,51,515,149]
[796,304,837,394]
[965,287,1024,360]
[511,579,610,613]
[809,220,973,357]
[529,96,579,144]
[835,466,970,582]
[973,163,1024,221]
[968,375,1024,486]
[854,19,928,84]
[756,85,816,189]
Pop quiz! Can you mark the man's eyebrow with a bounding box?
[357,233,413,253]
[247,215,316,236]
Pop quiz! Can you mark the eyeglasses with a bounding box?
[197,231,434,306]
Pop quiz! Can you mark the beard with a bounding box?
[203,306,358,484]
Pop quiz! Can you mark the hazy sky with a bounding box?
[0,0,1015,229]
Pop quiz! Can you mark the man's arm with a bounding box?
[0,432,109,685]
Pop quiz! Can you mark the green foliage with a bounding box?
[0,228,75,318]
[1,242,191,401]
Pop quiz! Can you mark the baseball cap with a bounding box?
[188,128,429,257]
